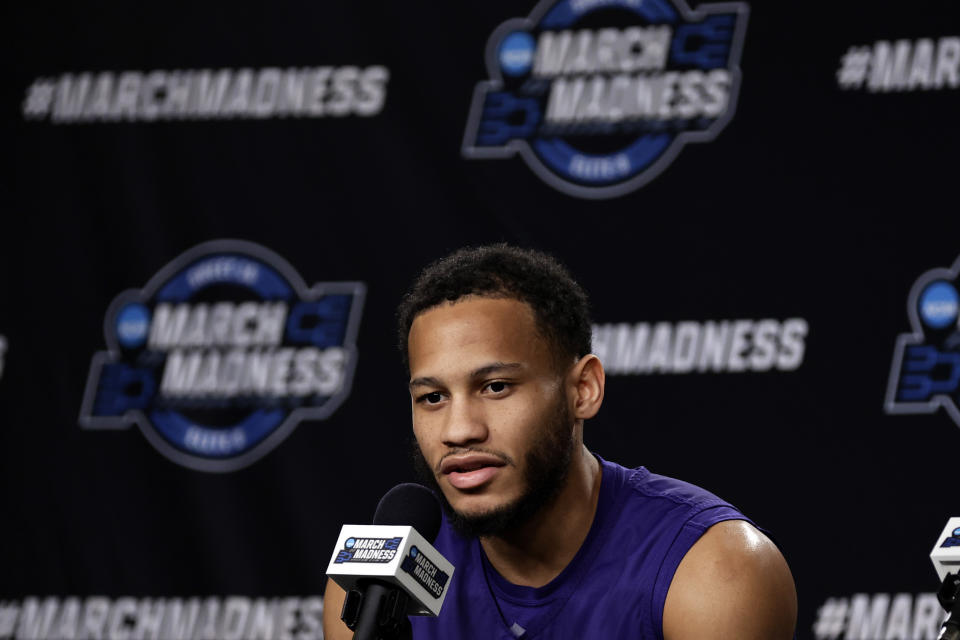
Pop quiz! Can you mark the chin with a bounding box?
[446,489,514,517]
[445,489,498,510]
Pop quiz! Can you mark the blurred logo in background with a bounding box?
[592,318,807,374]
[812,593,941,640]
[886,256,960,427]
[22,66,389,123]
[0,596,323,640]
[837,37,960,92]
[80,240,365,472]
[463,0,749,198]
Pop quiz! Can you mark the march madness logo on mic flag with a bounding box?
[79,239,365,472]
[462,0,749,199]
[886,255,960,427]
[335,537,403,564]
[400,546,449,599]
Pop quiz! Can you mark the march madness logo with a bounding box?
[400,546,449,599]
[941,528,960,548]
[335,537,403,564]
[886,256,960,427]
[79,240,365,472]
[462,0,749,199]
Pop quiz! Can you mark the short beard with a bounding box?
[410,393,575,539]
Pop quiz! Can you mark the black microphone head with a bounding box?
[373,483,442,542]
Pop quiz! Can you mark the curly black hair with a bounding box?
[397,244,592,371]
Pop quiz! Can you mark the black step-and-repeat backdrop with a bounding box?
[8,1,960,638]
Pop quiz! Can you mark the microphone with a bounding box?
[931,518,960,640]
[326,483,455,640]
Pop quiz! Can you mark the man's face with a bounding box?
[407,296,575,536]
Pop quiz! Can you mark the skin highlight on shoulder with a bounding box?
[662,520,797,640]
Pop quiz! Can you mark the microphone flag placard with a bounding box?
[326,524,455,616]
[932,517,960,581]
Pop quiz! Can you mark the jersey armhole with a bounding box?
[649,505,753,640]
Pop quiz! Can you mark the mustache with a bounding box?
[435,447,515,473]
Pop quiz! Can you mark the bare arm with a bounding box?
[323,578,354,640]
[663,520,797,640]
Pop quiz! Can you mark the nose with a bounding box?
[440,395,489,448]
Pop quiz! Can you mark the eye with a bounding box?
[484,381,510,394]
[417,391,444,405]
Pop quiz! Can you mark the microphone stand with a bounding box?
[938,572,960,640]
[341,579,413,640]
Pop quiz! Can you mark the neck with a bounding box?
[479,445,602,588]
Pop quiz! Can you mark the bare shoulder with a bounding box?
[322,578,354,640]
[662,519,797,640]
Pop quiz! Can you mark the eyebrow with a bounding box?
[408,361,523,389]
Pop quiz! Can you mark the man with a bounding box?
[324,245,796,639]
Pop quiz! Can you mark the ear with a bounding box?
[568,354,605,420]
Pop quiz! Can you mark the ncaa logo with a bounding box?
[886,256,960,427]
[462,0,749,198]
[919,281,958,329]
[79,239,365,472]
[942,527,960,548]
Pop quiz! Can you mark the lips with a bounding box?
[440,453,507,490]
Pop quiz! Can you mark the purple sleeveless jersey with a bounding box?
[409,456,753,639]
